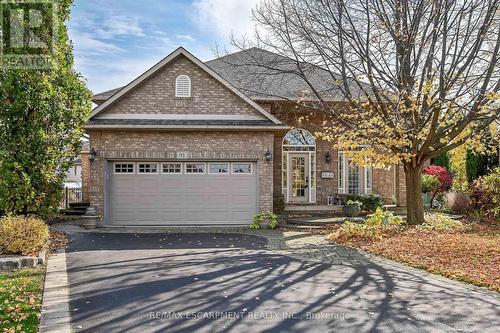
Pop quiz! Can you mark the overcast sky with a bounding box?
[68,0,259,94]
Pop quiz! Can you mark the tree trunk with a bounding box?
[404,163,425,225]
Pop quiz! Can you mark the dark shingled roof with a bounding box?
[206,47,365,101]
[92,87,123,102]
[87,119,277,127]
[92,47,366,103]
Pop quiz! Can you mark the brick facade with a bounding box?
[264,103,405,205]
[100,56,265,118]
[81,151,90,203]
[88,131,274,218]
[86,51,407,225]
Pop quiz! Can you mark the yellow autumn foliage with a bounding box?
[0,216,49,256]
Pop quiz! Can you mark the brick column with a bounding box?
[81,151,90,203]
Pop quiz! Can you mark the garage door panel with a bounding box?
[182,211,212,221]
[205,194,231,205]
[109,162,257,226]
[127,195,159,205]
[112,194,137,206]
[156,194,186,204]
[232,212,253,221]
[231,194,254,205]
[134,181,160,190]
[113,211,138,222]
[184,195,207,205]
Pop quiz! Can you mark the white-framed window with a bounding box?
[138,163,158,174]
[338,152,344,192]
[186,163,205,174]
[347,159,360,194]
[208,163,229,174]
[282,153,287,196]
[162,163,182,174]
[232,163,252,174]
[175,75,191,98]
[114,163,134,174]
[365,166,373,193]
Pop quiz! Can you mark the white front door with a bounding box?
[288,153,310,203]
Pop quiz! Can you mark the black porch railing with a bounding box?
[61,187,83,209]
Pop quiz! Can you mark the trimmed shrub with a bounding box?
[365,207,404,226]
[470,168,500,218]
[433,152,451,170]
[421,174,440,193]
[0,216,49,256]
[466,150,498,184]
[328,208,404,242]
[345,200,362,208]
[249,211,278,229]
[346,193,384,212]
[423,165,453,208]
[423,165,453,191]
[419,213,464,231]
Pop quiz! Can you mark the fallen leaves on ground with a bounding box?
[326,220,500,292]
[0,268,44,333]
[49,231,69,252]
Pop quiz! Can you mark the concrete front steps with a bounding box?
[62,202,90,216]
[282,205,344,229]
[286,217,365,230]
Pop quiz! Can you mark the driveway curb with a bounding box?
[39,249,71,333]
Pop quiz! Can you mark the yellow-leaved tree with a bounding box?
[229,0,500,224]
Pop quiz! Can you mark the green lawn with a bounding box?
[0,267,45,333]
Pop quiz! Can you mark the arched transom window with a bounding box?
[175,75,191,98]
[283,129,316,151]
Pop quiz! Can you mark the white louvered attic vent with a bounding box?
[175,75,191,98]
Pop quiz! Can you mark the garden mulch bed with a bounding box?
[325,220,500,292]
[49,231,69,253]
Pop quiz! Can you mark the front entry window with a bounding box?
[348,160,360,194]
[291,155,308,200]
[283,128,316,147]
[282,129,316,203]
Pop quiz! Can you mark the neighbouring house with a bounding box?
[64,141,89,188]
[64,158,82,185]
[62,141,90,208]
[86,47,405,226]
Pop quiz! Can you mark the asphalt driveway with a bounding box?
[66,232,499,333]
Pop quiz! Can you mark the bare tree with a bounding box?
[227,0,499,224]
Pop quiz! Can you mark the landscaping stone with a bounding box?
[0,251,46,271]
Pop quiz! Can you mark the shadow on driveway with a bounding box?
[66,233,499,333]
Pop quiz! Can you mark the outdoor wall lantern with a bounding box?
[325,151,331,163]
[88,147,97,162]
[264,148,273,162]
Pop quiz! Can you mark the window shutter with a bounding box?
[175,75,191,97]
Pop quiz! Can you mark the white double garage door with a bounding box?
[108,161,257,226]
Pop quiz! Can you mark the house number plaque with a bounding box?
[321,171,335,179]
[176,152,189,159]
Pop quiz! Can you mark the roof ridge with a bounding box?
[205,47,300,68]
[89,47,284,125]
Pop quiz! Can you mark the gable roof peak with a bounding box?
[89,47,283,125]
